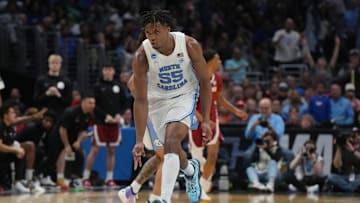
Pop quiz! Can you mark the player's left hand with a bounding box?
[201,121,213,145]
[132,142,145,170]
[114,114,124,125]
[235,109,248,120]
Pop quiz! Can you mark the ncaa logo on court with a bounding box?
[153,139,163,147]
[151,53,157,59]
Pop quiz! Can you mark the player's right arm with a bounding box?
[132,45,148,169]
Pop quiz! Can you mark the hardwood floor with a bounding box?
[0,190,359,203]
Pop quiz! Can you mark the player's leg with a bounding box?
[161,121,201,203]
[189,130,206,168]
[104,146,117,187]
[82,144,99,188]
[20,141,45,193]
[199,141,220,202]
[119,123,164,202]
[56,149,68,190]
[118,151,162,203]
[202,141,220,187]
[104,124,122,187]
[148,149,163,202]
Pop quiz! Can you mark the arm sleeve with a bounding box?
[33,77,49,107]
[273,116,285,140]
[60,109,72,129]
[245,116,257,140]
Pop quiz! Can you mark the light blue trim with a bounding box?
[147,119,163,150]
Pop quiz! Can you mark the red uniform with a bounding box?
[190,73,224,147]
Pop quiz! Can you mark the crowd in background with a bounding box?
[0,0,360,194]
[1,0,360,127]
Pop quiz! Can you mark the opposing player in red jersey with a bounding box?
[189,49,248,202]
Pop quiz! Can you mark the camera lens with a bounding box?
[308,148,315,154]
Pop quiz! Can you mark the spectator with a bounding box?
[33,54,73,116]
[330,83,354,125]
[71,90,81,106]
[121,108,134,128]
[303,35,341,87]
[303,86,315,103]
[344,83,360,113]
[278,82,289,103]
[244,98,293,167]
[272,18,301,64]
[285,106,301,126]
[300,114,316,130]
[245,98,285,142]
[245,98,258,119]
[327,127,360,193]
[224,47,250,85]
[272,99,281,115]
[337,49,360,98]
[246,131,283,193]
[308,82,331,124]
[9,88,26,114]
[287,140,326,193]
[229,85,244,105]
[58,23,78,59]
[281,89,308,121]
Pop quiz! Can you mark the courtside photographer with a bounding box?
[327,127,360,192]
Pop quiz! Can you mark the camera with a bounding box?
[303,147,316,157]
[258,117,269,127]
[336,132,354,147]
[255,138,271,146]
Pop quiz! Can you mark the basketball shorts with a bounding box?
[93,124,121,147]
[189,119,224,148]
[146,92,198,145]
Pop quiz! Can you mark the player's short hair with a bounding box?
[0,100,15,118]
[81,90,95,100]
[48,54,62,63]
[140,10,174,28]
[203,49,217,62]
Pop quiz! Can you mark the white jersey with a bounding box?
[143,32,199,103]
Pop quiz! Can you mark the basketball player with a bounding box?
[189,49,248,202]
[130,10,212,203]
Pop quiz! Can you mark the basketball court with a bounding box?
[0,190,358,203]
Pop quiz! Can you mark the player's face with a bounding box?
[213,54,222,71]
[82,97,96,113]
[42,116,54,130]
[4,107,16,123]
[144,22,170,50]
[208,54,222,76]
[102,67,115,81]
[49,59,62,73]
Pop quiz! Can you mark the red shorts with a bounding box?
[93,124,121,147]
[190,120,223,148]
